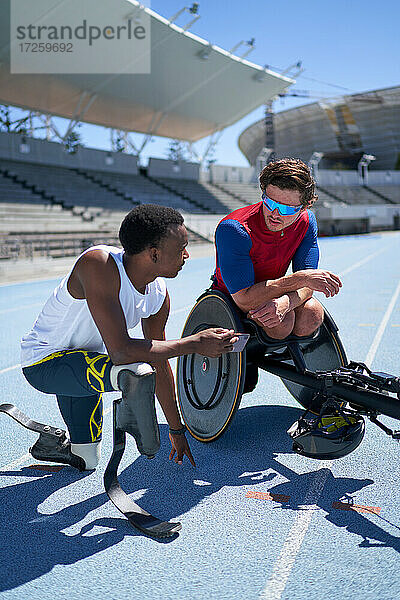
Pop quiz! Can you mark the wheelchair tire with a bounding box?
[281,308,348,410]
[176,291,246,442]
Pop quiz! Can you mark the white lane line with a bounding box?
[0,404,114,471]
[259,268,398,600]
[364,278,400,368]
[0,306,192,376]
[338,247,387,277]
[259,468,330,600]
[0,364,20,375]
[1,453,31,472]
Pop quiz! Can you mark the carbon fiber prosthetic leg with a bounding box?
[104,362,182,538]
[112,362,160,458]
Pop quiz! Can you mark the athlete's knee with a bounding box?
[293,298,324,335]
[262,310,295,339]
[109,362,160,458]
[110,362,154,391]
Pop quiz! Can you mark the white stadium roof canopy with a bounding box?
[0,0,293,142]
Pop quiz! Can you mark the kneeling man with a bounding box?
[21,205,237,470]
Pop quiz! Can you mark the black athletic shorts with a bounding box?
[23,350,114,444]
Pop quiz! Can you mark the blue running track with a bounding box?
[0,232,399,600]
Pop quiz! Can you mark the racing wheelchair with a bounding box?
[1,290,399,539]
[176,289,400,459]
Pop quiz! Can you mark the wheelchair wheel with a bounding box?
[280,308,348,410]
[176,291,246,442]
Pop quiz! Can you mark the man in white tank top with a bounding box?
[21,205,238,471]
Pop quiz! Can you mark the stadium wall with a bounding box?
[147,158,199,180]
[314,204,400,233]
[317,170,400,185]
[208,164,254,184]
[0,132,138,175]
[182,213,221,241]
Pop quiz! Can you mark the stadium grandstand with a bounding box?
[229,85,400,234]
[0,0,293,270]
[238,86,400,171]
[0,1,399,274]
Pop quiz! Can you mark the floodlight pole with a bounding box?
[168,4,200,30]
[308,152,324,182]
[358,154,376,185]
[228,39,255,58]
[280,61,304,78]
[264,99,276,162]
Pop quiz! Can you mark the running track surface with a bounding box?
[0,232,399,600]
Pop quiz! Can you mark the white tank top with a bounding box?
[21,245,167,367]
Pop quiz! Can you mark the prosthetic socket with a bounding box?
[110,362,160,458]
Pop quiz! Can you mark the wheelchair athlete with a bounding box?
[212,158,343,340]
[210,158,357,456]
[21,205,238,470]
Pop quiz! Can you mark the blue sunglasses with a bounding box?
[262,193,303,216]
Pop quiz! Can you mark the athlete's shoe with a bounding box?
[30,431,86,471]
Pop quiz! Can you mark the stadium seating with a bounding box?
[152,177,246,213]
[0,169,48,205]
[314,188,342,207]
[0,197,208,262]
[215,182,261,205]
[201,182,248,211]
[319,185,389,205]
[0,159,130,212]
[1,149,399,265]
[364,185,399,204]
[217,180,398,208]
[77,169,201,213]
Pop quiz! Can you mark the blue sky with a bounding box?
[148,0,400,167]
[10,0,400,167]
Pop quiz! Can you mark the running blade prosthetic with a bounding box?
[0,403,85,471]
[104,399,182,539]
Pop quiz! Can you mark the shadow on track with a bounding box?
[113,406,400,553]
[1,405,398,591]
[0,465,174,592]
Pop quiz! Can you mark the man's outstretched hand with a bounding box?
[192,328,238,357]
[299,269,342,298]
[169,432,196,466]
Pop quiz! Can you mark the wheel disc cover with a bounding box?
[177,293,245,441]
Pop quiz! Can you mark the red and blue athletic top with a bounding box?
[212,201,319,295]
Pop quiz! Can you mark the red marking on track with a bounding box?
[332,501,381,515]
[28,464,65,472]
[246,490,290,503]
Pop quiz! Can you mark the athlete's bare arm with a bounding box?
[230,269,342,337]
[68,248,237,365]
[232,269,342,314]
[142,294,196,466]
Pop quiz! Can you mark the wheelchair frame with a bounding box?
[176,290,400,443]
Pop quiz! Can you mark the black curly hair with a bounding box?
[119,204,184,255]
